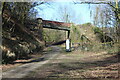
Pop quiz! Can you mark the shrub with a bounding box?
[2,50,15,64]
[92,27,103,34]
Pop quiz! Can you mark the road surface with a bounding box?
[2,46,61,78]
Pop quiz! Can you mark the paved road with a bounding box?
[2,46,61,78]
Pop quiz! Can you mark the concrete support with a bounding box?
[37,18,44,41]
[66,30,71,52]
[66,38,71,52]
[67,30,70,38]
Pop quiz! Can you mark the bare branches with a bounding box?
[73,1,120,22]
[73,1,110,4]
[73,1,117,9]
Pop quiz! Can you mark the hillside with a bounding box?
[2,10,45,64]
[70,23,100,44]
[79,23,99,43]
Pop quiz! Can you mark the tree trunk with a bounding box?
[1,2,6,16]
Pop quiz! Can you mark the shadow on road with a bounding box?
[13,46,61,64]
[13,57,46,64]
[42,52,119,78]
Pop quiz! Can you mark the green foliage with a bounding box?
[92,27,103,34]
[92,27,114,43]
[70,24,81,43]
[43,29,65,44]
[2,50,15,64]
[82,23,92,26]
[92,27,104,42]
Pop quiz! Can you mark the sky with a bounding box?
[35,1,98,25]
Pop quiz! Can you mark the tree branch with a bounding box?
[73,1,110,4]
[73,1,117,10]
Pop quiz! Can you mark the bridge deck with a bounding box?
[42,20,71,31]
[43,24,70,31]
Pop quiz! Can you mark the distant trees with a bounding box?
[57,4,76,23]
[75,1,120,42]
[58,5,74,23]
[93,1,120,42]
[93,5,115,27]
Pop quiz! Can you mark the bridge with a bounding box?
[3,9,71,43]
[36,18,71,39]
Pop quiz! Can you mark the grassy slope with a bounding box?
[70,23,100,43]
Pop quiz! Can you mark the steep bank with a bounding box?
[2,10,45,64]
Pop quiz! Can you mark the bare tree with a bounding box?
[74,0,120,42]
[57,3,77,23]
